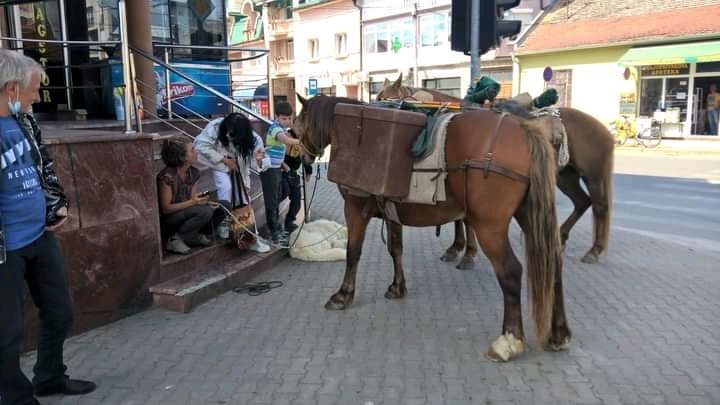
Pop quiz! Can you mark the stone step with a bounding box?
[149,246,287,313]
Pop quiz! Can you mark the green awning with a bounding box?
[619,41,720,65]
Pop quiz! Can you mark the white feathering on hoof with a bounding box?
[487,333,525,362]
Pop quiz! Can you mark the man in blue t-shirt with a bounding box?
[0,50,95,405]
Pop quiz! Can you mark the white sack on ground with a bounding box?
[289,219,347,262]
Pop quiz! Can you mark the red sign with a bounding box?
[162,83,195,104]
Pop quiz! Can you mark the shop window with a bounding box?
[420,12,450,47]
[546,69,572,107]
[639,78,662,117]
[364,18,413,54]
[423,77,461,99]
[169,0,227,61]
[697,62,720,74]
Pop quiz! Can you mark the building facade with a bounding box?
[292,0,361,100]
[360,0,544,101]
[516,0,720,136]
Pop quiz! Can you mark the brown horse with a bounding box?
[293,94,571,361]
[377,75,614,266]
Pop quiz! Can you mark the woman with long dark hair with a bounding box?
[194,113,270,252]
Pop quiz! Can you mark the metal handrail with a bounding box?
[134,78,205,134]
[0,37,121,46]
[130,46,273,126]
[153,43,269,63]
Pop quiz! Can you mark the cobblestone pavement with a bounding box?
[25,163,720,405]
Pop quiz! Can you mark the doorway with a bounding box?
[693,76,720,135]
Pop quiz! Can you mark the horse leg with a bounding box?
[473,225,525,362]
[547,263,572,351]
[456,220,478,270]
[557,167,591,249]
[580,176,610,264]
[325,197,372,310]
[384,221,407,299]
[440,220,465,262]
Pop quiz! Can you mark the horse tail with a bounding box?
[596,152,614,250]
[519,119,562,347]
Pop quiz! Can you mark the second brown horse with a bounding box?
[377,75,614,266]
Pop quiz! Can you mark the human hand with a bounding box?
[255,149,265,161]
[46,206,68,231]
[207,201,220,209]
[237,205,252,221]
[224,157,238,172]
[192,194,210,205]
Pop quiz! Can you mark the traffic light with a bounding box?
[495,0,523,42]
[451,0,523,55]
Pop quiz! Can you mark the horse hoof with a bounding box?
[581,252,599,264]
[324,293,352,310]
[456,257,475,270]
[440,252,458,262]
[384,284,407,300]
[486,333,524,362]
[547,336,571,352]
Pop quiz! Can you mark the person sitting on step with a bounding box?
[157,138,226,255]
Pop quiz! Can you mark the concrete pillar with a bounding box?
[126,0,156,115]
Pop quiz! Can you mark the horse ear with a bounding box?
[383,78,390,87]
[296,93,308,108]
[392,73,403,89]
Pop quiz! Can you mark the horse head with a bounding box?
[293,92,318,165]
[376,73,414,100]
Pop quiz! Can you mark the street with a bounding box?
[27,151,720,405]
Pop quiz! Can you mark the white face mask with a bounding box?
[7,83,21,115]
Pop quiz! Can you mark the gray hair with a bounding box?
[0,49,47,90]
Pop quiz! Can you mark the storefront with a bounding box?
[620,41,720,136]
[1,0,230,119]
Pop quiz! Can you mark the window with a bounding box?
[169,0,227,61]
[423,77,461,98]
[546,69,572,108]
[364,18,413,54]
[287,39,294,61]
[308,39,319,60]
[86,7,95,26]
[335,33,348,57]
[420,12,449,47]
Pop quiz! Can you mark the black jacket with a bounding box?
[15,113,69,226]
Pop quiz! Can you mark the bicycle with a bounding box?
[610,115,662,148]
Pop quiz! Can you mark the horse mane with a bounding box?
[304,95,362,151]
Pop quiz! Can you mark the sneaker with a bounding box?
[187,234,212,246]
[250,238,271,253]
[271,231,288,244]
[285,223,299,234]
[166,235,191,254]
[216,223,230,240]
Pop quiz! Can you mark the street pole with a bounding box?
[469,0,481,83]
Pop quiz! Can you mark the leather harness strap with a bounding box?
[412,112,530,185]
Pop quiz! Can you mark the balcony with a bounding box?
[273,57,294,77]
[269,19,293,39]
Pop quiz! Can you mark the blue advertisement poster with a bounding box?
[111,60,231,118]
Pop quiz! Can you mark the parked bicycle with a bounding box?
[609,115,662,148]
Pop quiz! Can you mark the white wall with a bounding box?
[293,0,361,98]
